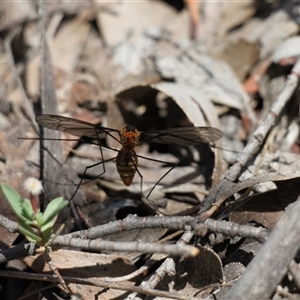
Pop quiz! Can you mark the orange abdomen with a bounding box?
[116,148,138,186]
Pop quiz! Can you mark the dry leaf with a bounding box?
[24,249,138,299]
[156,246,223,298]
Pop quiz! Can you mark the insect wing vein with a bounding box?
[140,127,222,146]
[36,114,119,139]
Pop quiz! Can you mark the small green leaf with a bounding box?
[41,225,53,244]
[1,183,23,216]
[1,183,35,223]
[35,212,44,226]
[21,198,35,221]
[17,224,42,244]
[40,197,68,225]
[19,219,36,235]
[40,218,54,234]
[45,224,65,247]
[1,183,66,247]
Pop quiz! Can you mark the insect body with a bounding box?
[36,114,223,186]
[116,125,141,186]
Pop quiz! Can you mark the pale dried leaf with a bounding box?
[156,52,252,112]
[0,2,36,31]
[50,16,90,72]
[156,246,223,298]
[96,1,176,47]
[213,39,260,81]
[151,82,207,127]
[259,9,299,58]
[272,36,300,63]
[151,81,224,129]
[215,1,256,35]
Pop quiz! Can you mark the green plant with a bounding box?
[0,182,68,247]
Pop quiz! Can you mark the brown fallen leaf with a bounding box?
[23,249,138,299]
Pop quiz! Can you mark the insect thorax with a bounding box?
[119,126,141,146]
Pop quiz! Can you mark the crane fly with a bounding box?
[36,114,223,193]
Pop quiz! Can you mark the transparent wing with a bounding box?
[140,127,222,146]
[36,115,222,146]
[36,114,119,139]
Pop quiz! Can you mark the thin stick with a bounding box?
[199,57,300,217]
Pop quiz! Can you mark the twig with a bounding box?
[195,219,268,243]
[104,231,184,283]
[69,215,194,239]
[288,260,300,291]
[137,256,176,290]
[199,57,300,217]
[0,213,267,265]
[203,172,300,219]
[105,264,150,283]
[61,214,268,242]
[125,231,195,299]
[0,214,18,232]
[43,247,72,295]
[0,242,36,264]
[51,236,199,257]
[220,128,277,219]
[0,270,199,300]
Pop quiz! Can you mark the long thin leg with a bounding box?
[68,124,120,200]
[132,153,178,214]
[68,156,117,201]
[145,163,178,200]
